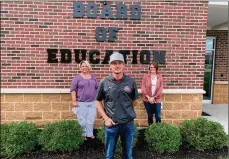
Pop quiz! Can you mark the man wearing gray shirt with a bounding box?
[96,52,139,159]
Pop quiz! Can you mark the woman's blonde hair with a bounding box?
[79,60,92,71]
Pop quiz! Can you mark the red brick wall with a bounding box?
[207,30,228,81]
[1,1,208,89]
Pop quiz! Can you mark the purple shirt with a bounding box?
[70,74,98,102]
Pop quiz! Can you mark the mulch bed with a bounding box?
[5,129,228,159]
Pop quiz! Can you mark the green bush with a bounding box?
[179,117,228,151]
[218,156,229,159]
[0,124,9,157]
[145,123,182,153]
[38,120,84,152]
[97,124,139,158]
[5,122,39,157]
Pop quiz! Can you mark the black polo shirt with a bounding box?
[96,74,139,124]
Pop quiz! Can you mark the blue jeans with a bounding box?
[104,121,135,159]
[144,102,161,125]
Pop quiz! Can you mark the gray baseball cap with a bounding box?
[109,52,124,63]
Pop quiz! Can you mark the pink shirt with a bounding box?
[141,73,163,103]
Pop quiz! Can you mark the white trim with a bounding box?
[162,89,205,94]
[208,2,228,6]
[1,89,69,94]
[1,88,205,94]
[214,81,228,84]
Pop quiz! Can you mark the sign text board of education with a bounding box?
[47,2,166,64]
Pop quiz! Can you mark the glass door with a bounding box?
[203,37,216,103]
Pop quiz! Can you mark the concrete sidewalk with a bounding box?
[202,104,228,134]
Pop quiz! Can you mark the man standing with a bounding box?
[96,52,139,159]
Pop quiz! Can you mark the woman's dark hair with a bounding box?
[149,62,159,74]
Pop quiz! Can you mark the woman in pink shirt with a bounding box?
[141,62,163,125]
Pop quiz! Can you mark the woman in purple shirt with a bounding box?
[70,61,98,139]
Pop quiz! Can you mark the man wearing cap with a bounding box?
[96,52,139,159]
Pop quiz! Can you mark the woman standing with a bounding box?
[70,61,98,139]
[141,62,163,125]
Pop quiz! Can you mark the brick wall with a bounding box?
[1,1,208,126]
[207,30,228,81]
[1,1,208,89]
[1,93,202,127]
[213,83,228,104]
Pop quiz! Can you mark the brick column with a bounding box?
[213,82,228,104]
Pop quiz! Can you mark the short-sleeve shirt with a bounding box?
[70,74,98,102]
[96,74,139,124]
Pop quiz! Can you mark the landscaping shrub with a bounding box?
[218,156,229,159]
[0,124,9,157]
[38,120,84,152]
[145,122,182,153]
[97,124,139,157]
[4,122,39,158]
[179,117,228,151]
